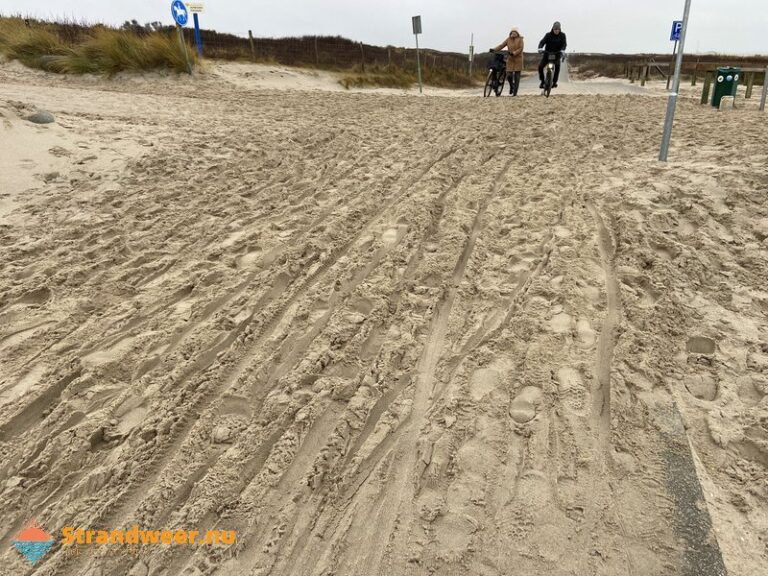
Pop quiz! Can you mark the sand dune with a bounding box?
[1,59,767,576]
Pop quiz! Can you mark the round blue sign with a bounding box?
[171,0,189,26]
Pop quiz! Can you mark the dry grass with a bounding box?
[0,18,70,68]
[0,17,195,75]
[340,64,476,90]
[340,67,413,90]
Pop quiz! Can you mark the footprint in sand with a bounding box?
[514,470,553,511]
[470,368,501,401]
[556,367,587,415]
[576,319,596,348]
[382,227,400,246]
[509,386,543,423]
[236,249,262,269]
[684,373,718,402]
[687,336,716,356]
[550,312,573,334]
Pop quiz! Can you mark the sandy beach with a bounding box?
[1,59,767,576]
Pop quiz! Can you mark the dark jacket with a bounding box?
[538,31,567,53]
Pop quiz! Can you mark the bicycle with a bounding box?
[484,51,507,98]
[538,50,560,98]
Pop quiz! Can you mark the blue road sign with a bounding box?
[670,20,683,41]
[171,0,189,26]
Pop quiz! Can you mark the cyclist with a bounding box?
[492,28,524,96]
[537,21,567,89]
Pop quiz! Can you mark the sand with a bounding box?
[1,58,767,576]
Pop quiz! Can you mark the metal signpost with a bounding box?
[171,0,193,74]
[667,21,683,90]
[659,1,692,162]
[188,2,204,57]
[469,33,474,78]
[412,16,423,94]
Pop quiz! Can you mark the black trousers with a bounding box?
[538,54,561,85]
[507,71,521,95]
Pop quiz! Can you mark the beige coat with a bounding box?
[494,31,524,72]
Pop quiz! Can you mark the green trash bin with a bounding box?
[712,67,741,107]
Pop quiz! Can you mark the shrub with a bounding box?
[0,17,195,75]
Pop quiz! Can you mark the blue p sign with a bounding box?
[670,20,683,41]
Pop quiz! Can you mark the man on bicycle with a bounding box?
[537,21,567,89]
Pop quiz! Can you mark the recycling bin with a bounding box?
[712,67,741,107]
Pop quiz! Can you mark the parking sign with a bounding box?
[670,20,683,41]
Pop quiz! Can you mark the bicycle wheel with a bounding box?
[484,71,495,97]
[545,69,552,98]
[494,71,507,97]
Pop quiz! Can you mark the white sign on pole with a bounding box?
[187,2,204,13]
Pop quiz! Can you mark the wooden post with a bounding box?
[759,66,767,111]
[359,42,365,72]
[629,65,635,83]
[248,30,255,61]
[641,65,648,86]
[314,37,319,66]
[745,72,754,99]
[701,70,713,105]
[691,57,700,86]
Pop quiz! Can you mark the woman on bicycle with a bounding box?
[492,28,524,96]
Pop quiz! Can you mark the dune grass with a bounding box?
[0,17,195,75]
[0,18,70,68]
[340,64,477,90]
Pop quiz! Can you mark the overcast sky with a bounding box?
[2,0,766,54]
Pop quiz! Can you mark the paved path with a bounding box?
[508,60,650,96]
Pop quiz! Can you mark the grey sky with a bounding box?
[3,1,766,55]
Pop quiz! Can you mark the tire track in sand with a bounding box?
[55,146,460,576]
[223,155,494,576]
[588,201,620,453]
[163,153,484,576]
[281,158,514,576]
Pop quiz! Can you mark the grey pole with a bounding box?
[659,0,693,162]
[177,24,193,74]
[760,65,767,112]
[469,33,474,78]
[415,33,423,94]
